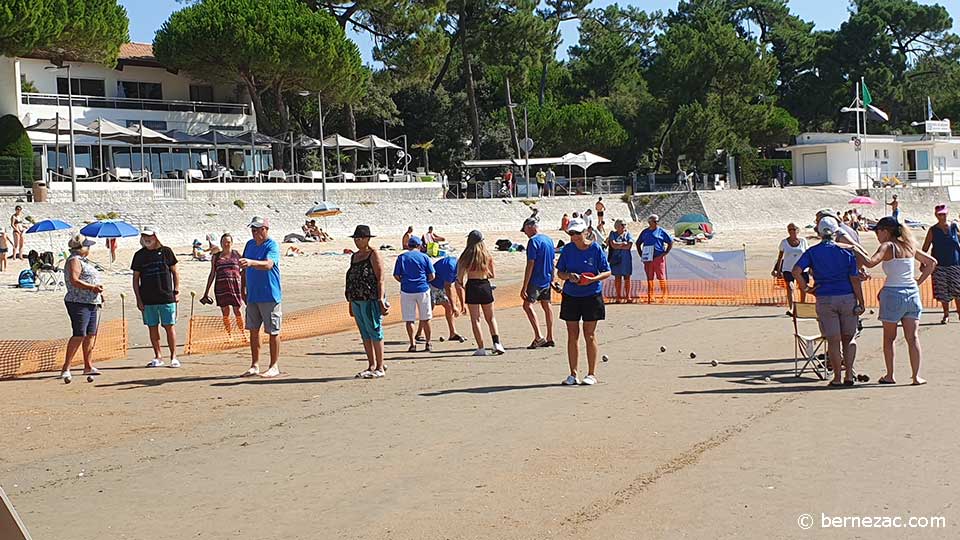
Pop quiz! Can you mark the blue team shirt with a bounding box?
[794,241,858,297]
[638,227,673,258]
[429,256,458,289]
[526,233,556,289]
[394,250,435,293]
[242,238,282,303]
[556,241,610,297]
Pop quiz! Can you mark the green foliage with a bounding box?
[20,78,39,93]
[0,0,129,64]
[94,212,121,221]
[233,199,245,210]
[0,115,34,186]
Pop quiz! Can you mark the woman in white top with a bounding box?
[848,216,937,385]
[771,223,809,309]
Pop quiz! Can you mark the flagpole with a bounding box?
[861,77,870,189]
[856,80,863,190]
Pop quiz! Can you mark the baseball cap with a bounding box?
[816,208,835,219]
[935,204,949,215]
[520,217,538,231]
[566,218,587,234]
[68,234,96,250]
[648,214,660,222]
[407,236,422,248]
[467,230,484,244]
[248,216,270,229]
[818,216,840,237]
[140,225,157,236]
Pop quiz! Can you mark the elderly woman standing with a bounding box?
[922,204,960,324]
[60,234,104,383]
[849,217,937,386]
[346,225,388,378]
[607,219,634,302]
[793,217,865,387]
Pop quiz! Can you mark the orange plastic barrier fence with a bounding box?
[0,318,128,379]
[183,278,942,357]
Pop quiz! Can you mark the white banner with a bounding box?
[629,248,747,280]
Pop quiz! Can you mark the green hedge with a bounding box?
[0,115,34,186]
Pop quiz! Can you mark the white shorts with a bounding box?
[400,291,432,322]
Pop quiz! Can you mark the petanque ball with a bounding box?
[689,352,697,359]
[711,360,718,367]
[602,355,609,362]
[87,376,94,383]
[660,346,666,353]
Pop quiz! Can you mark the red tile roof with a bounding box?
[119,42,155,61]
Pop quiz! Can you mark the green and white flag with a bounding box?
[861,80,888,122]
[862,81,873,109]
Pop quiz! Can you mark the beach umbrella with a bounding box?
[80,220,140,238]
[306,201,342,218]
[25,219,73,252]
[848,196,878,205]
[357,135,401,174]
[322,134,364,178]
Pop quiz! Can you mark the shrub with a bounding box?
[94,212,120,221]
[0,115,34,186]
[233,199,245,210]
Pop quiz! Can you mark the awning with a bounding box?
[27,117,95,135]
[163,129,212,145]
[357,135,401,150]
[131,124,177,144]
[197,130,251,146]
[323,134,364,149]
[462,157,567,168]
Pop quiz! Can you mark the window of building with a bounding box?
[119,81,163,100]
[874,149,880,159]
[954,149,959,160]
[56,77,105,97]
[189,85,215,102]
[883,149,889,159]
[124,120,168,131]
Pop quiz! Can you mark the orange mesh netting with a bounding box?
[0,318,128,379]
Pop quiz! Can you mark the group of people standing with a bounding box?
[773,203,959,387]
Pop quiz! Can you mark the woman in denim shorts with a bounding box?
[849,217,938,385]
[60,234,105,383]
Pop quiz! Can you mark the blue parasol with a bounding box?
[25,219,72,233]
[80,220,140,238]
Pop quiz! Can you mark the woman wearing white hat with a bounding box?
[60,234,105,383]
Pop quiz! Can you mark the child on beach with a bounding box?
[0,227,10,271]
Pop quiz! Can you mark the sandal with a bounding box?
[543,340,556,348]
[424,343,432,352]
[878,377,896,385]
[843,379,855,386]
[828,381,844,387]
[527,338,547,350]
[407,345,417,353]
[941,315,949,325]
[449,334,466,343]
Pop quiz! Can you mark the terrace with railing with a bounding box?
[21,93,251,115]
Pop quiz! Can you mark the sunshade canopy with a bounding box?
[562,151,611,170]
[163,129,211,145]
[676,213,711,224]
[323,134,364,149]
[196,130,248,146]
[357,135,401,150]
[79,220,140,238]
[87,118,139,140]
[27,117,95,135]
[292,134,323,149]
[25,219,72,233]
[131,124,176,144]
[306,201,343,218]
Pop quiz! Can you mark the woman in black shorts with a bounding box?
[457,230,505,356]
[555,218,612,386]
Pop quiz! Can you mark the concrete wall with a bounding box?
[862,187,955,221]
[0,57,20,118]
[630,192,707,228]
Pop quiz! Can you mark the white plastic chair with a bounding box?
[267,170,287,182]
[111,167,134,182]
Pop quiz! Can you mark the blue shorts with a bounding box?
[878,286,923,323]
[143,303,177,327]
[65,301,101,337]
[351,300,384,342]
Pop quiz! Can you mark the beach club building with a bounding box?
[0,43,276,180]
[786,125,960,188]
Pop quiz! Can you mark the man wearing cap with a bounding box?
[521,217,556,349]
[241,216,282,377]
[637,214,673,302]
[817,208,860,244]
[132,226,181,368]
[393,235,436,352]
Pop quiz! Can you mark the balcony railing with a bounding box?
[21,93,250,115]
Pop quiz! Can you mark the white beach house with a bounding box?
[786,123,960,188]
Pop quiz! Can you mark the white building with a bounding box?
[0,43,268,179]
[786,125,960,188]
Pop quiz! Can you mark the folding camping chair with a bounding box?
[792,302,829,379]
[27,251,64,292]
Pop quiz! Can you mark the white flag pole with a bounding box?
[856,80,863,190]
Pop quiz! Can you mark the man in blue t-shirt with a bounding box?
[418,255,466,343]
[637,214,673,302]
[521,217,556,348]
[240,216,282,378]
[393,236,436,352]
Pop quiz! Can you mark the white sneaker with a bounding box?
[493,342,506,355]
[473,348,489,357]
[169,358,181,368]
[260,366,281,378]
[145,359,164,368]
[562,374,578,386]
[372,369,385,378]
[357,369,375,379]
[242,366,260,377]
[61,370,72,384]
[581,374,598,386]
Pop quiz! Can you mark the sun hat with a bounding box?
[68,234,96,250]
[816,208,835,219]
[248,216,270,229]
[935,204,949,215]
[350,225,375,238]
[566,218,587,234]
[140,225,157,236]
[817,216,840,237]
[520,217,538,232]
[407,236,422,248]
[467,230,484,244]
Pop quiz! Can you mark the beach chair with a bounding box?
[27,250,64,292]
[66,167,89,179]
[792,302,828,379]
[111,167,134,182]
[267,170,287,183]
[185,169,204,183]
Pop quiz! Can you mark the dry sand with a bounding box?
[2,223,956,539]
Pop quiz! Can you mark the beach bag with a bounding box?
[495,239,513,252]
[426,242,440,257]
[18,269,35,289]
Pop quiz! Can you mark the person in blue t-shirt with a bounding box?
[393,236,436,352]
[607,219,635,303]
[793,216,865,387]
[521,217,556,349]
[417,254,466,344]
[636,214,673,303]
[240,216,282,378]
[556,218,611,386]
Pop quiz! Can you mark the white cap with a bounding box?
[566,218,587,234]
[818,216,840,237]
[140,225,157,236]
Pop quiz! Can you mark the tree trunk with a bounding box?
[505,77,521,159]
[347,103,358,173]
[539,22,562,106]
[460,2,481,159]
[654,110,678,172]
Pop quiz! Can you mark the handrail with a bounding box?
[22,92,250,115]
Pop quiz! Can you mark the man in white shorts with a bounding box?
[393,236,436,352]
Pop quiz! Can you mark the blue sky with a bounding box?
[120,0,960,64]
